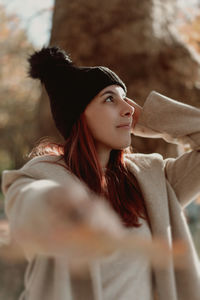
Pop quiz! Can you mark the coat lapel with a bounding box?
[125,153,178,300]
[124,153,171,240]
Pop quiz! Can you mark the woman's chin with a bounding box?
[112,141,131,150]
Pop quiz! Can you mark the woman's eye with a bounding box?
[105,96,113,102]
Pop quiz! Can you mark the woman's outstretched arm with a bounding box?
[1,163,124,261]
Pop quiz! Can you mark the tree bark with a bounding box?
[36,0,200,157]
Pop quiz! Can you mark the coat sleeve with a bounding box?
[133,91,200,208]
[1,157,123,259]
[1,159,93,258]
[2,175,63,258]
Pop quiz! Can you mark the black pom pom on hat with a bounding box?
[28,46,73,81]
[28,46,127,139]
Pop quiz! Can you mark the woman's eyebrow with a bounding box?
[100,90,126,97]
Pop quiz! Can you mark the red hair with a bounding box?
[30,114,149,227]
[64,114,148,227]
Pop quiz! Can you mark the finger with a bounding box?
[126,98,141,110]
[126,97,136,106]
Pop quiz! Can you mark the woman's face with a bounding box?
[84,85,134,152]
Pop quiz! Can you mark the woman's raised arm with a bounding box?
[131,91,200,207]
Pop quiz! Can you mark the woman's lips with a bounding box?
[116,123,132,129]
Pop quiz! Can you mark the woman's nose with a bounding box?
[121,101,135,117]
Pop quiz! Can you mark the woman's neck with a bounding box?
[95,144,111,169]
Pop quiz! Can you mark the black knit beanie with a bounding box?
[28,46,127,139]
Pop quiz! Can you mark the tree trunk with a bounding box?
[37,0,200,158]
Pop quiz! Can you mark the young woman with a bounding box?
[2,46,200,300]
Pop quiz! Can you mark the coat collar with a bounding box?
[124,153,171,240]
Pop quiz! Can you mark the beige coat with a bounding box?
[2,91,200,300]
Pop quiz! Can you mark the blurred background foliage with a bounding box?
[0,0,200,298]
[176,6,200,254]
[0,5,40,171]
[0,4,42,298]
[0,4,41,213]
